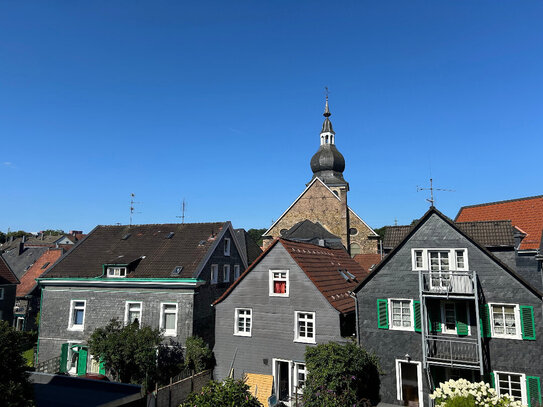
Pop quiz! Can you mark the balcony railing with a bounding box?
[425,335,480,367]
[419,270,475,295]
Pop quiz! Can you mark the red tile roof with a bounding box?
[353,254,383,272]
[0,256,19,285]
[17,249,63,297]
[214,238,368,314]
[455,195,543,250]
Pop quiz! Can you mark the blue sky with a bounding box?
[1,1,542,233]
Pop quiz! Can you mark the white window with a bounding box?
[390,299,413,331]
[234,264,241,280]
[295,311,315,343]
[160,303,178,336]
[411,248,469,271]
[124,302,142,325]
[269,270,289,297]
[295,363,306,394]
[0,287,4,300]
[210,264,218,284]
[16,317,24,331]
[224,238,231,256]
[495,371,527,405]
[442,302,457,334]
[490,303,521,339]
[68,300,86,331]
[107,267,127,277]
[234,308,252,336]
[223,265,231,283]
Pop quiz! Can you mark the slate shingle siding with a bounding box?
[356,213,543,406]
[0,284,17,323]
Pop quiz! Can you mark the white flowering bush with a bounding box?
[430,378,525,407]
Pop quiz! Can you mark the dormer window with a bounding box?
[107,267,127,278]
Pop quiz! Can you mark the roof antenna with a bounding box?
[129,193,142,227]
[417,178,455,207]
[176,199,187,224]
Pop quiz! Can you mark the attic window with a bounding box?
[166,232,175,239]
[172,266,183,275]
[41,262,50,269]
[121,233,131,240]
[107,267,127,277]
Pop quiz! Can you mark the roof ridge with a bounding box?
[95,221,227,228]
[458,195,543,211]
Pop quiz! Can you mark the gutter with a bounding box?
[349,291,360,345]
[37,277,206,289]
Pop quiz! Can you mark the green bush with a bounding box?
[180,378,261,407]
[302,341,380,407]
[184,336,213,373]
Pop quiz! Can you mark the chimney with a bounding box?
[18,240,24,255]
[22,235,27,243]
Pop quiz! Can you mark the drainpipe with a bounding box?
[349,291,360,345]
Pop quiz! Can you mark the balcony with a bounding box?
[425,335,480,369]
[419,270,476,297]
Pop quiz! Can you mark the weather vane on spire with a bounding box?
[325,86,329,100]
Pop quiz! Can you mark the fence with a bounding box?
[151,369,212,407]
[35,355,60,374]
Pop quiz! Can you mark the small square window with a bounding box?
[234,264,241,280]
[224,238,231,256]
[223,265,231,283]
[210,265,218,284]
[234,308,252,336]
[107,267,127,278]
[160,303,178,336]
[490,303,520,339]
[295,311,315,343]
[269,270,289,297]
[68,300,86,331]
[389,299,413,331]
[125,302,142,325]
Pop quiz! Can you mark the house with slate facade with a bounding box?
[37,221,252,377]
[354,207,543,407]
[0,256,19,323]
[213,235,368,406]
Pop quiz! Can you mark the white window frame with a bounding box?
[395,359,424,407]
[0,287,4,300]
[16,316,24,331]
[160,302,178,337]
[234,264,241,280]
[294,363,306,395]
[223,264,231,283]
[294,311,316,344]
[124,301,142,325]
[389,298,414,331]
[411,248,469,271]
[107,267,127,278]
[489,303,522,340]
[210,264,218,284]
[234,308,252,337]
[494,371,527,405]
[224,238,231,256]
[269,269,289,297]
[272,359,293,403]
[68,300,86,331]
[440,302,471,335]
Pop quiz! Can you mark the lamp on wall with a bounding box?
[405,353,411,362]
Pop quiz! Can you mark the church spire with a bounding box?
[320,95,335,145]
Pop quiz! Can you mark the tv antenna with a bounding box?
[417,178,455,207]
[129,193,142,226]
[176,199,187,224]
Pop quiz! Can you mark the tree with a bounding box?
[0,321,34,407]
[184,336,213,373]
[88,319,183,387]
[180,378,261,407]
[40,229,66,236]
[302,341,380,407]
[247,228,267,247]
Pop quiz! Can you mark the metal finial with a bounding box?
[323,87,331,118]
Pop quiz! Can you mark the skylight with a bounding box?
[121,233,131,240]
[166,232,175,239]
[172,266,183,275]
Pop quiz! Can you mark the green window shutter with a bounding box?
[77,348,88,376]
[520,305,536,340]
[428,304,442,333]
[489,372,495,388]
[479,304,491,338]
[59,343,69,373]
[455,302,469,336]
[377,299,389,329]
[413,300,422,332]
[527,376,542,407]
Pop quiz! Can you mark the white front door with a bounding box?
[396,359,423,407]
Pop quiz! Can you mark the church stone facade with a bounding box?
[263,98,378,255]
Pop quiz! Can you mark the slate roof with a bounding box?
[2,247,48,280]
[281,220,344,249]
[0,256,19,285]
[16,248,63,296]
[214,238,367,314]
[382,221,515,251]
[455,195,543,250]
[44,222,227,279]
[234,229,263,266]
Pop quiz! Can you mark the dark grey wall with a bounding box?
[38,287,195,363]
[0,284,17,324]
[213,243,344,381]
[356,213,543,405]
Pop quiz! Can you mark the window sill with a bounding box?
[390,326,414,332]
[294,338,316,344]
[491,334,522,340]
[269,293,289,298]
[163,331,177,337]
[234,332,252,337]
[68,326,84,331]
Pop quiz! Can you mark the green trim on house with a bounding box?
[527,376,542,407]
[413,300,421,332]
[520,305,536,340]
[377,299,388,329]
